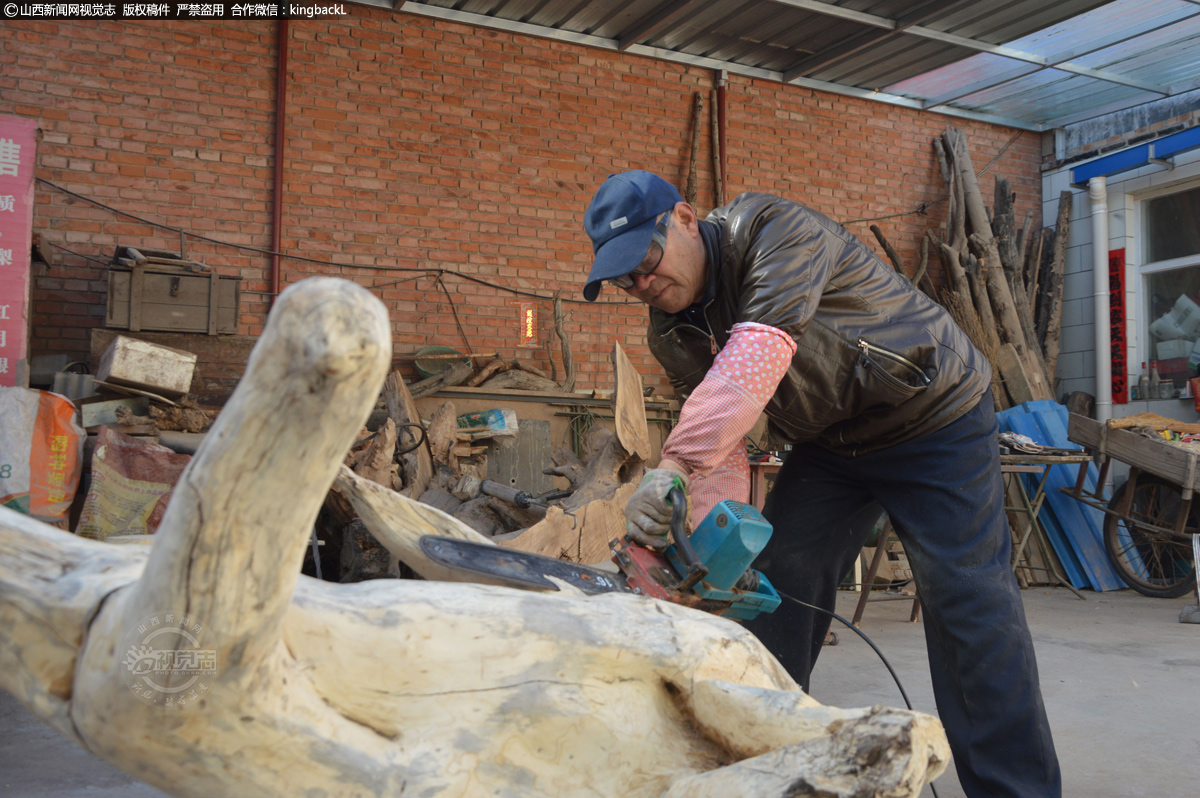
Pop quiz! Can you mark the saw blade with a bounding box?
[419,536,631,596]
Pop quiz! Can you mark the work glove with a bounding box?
[624,469,688,550]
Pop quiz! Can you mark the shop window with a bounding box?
[1143,184,1200,390]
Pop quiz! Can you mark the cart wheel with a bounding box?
[1105,477,1197,599]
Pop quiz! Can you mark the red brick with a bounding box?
[3,13,1047,395]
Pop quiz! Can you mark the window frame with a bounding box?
[1137,177,1200,386]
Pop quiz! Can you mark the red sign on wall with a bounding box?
[0,115,37,388]
[517,300,538,348]
[1109,248,1127,404]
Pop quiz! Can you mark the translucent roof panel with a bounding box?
[400,0,1198,130]
[884,0,1200,127]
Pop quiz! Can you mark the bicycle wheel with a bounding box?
[1104,477,1197,599]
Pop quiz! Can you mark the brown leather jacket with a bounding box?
[647,193,991,456]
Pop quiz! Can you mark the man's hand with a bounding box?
[624,468,688,550]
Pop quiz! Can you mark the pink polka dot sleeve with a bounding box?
[689,447,751,527]
[660,322,796,490]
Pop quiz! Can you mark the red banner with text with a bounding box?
[0,115,37,387]
[1109,248,1127,404]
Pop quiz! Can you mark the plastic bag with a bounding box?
[0,386,85,521]
[456,408,519,438]
[76,426,191,540]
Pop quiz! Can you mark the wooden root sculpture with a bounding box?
[0,277,949,797]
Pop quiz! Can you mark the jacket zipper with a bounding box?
[857,339,931,386]
[702,303,719,354]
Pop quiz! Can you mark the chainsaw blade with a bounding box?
[419,536,631,596]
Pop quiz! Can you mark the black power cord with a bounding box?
[778,590,941,798]
[394,423,428,457]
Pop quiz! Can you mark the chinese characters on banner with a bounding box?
[1109,249,1127,404]
[517,300,538,348]
[0,115,37,387]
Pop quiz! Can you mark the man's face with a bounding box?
[621,205,706,314]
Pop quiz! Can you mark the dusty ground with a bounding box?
[814,586,1200,798]
[1,586,1197,797]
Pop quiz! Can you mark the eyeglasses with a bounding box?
[610,211,671,289]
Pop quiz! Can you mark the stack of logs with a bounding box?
[322,343,651,582]
[874,127,1071,411]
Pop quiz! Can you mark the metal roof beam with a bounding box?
[781,0,969,81]
[922,11,1200,108]
[616,0,709,50]
[910,28,1167,94]
[398,1,1042,130]
[769,0,895,30]
[772,0,1169,96]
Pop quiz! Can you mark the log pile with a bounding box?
[927,127,1072,410]
[0,276,950,798]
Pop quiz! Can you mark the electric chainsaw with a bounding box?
[420,485,781,621]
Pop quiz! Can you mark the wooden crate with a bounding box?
[107,265,240,335]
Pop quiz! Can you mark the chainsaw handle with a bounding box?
[667,486,708,591]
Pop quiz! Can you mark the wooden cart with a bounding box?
[1063,414,1199,598]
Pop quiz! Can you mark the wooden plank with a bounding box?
[107,270,131,328]
[1107,412,1200,435]
[611,343,650,461]
[1069,413,1199,490]
[225,277,241,335]
[129,266,144,332]
[995,343,1035,406]
[208,270,219,335]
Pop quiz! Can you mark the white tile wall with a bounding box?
[1060,297,1084,327]
[1059,323,1093,354]
[1043,145,1200,421]
[1062,270,1092,298]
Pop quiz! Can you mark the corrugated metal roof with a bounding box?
[390,0,1200,130]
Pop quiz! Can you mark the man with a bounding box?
[581,169,1061,798]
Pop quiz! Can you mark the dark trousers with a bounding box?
[744,391,1061,798]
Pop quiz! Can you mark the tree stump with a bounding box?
[0,277,949,798]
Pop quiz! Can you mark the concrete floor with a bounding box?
[813,587,1200,797]
[0,587,1197,797]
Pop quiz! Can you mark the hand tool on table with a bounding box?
[420,485,781,621]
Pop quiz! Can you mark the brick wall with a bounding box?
[0,12,1041,396]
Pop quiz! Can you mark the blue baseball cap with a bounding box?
[582,170,683,301]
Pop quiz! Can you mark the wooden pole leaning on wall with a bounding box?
[686,92,703,206]
[711,88,723,206]
[936,128,1052,403]
[1040,192,1072,384]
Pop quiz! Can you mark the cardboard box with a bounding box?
[97,336,197,397]
[1157,339,1193,360]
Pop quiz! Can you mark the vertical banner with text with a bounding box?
[517,300,538,348]
[0,115,36,387]
[1109,248,1127,404]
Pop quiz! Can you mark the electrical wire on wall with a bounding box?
[37,127,1021,306]
[34,177,643,307]
[840,130,1024,226]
